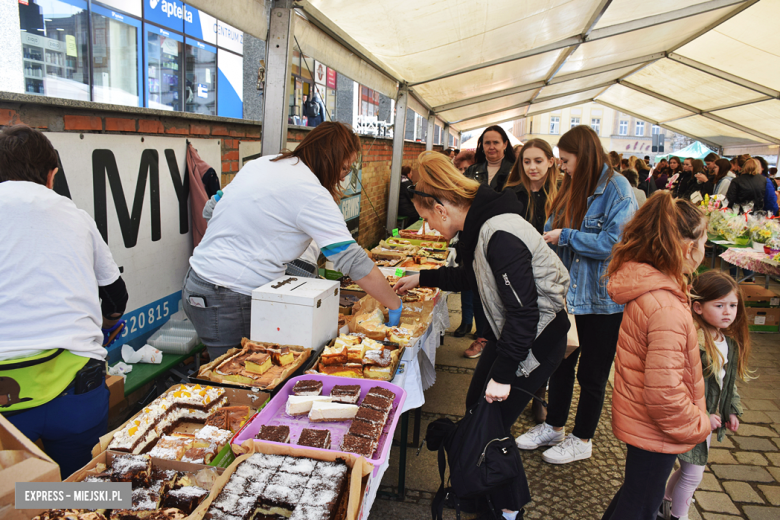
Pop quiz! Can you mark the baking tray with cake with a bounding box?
[94,384,269,469]
[191,339,313,392]
[231,375,406,475]
[51,450,226,520]
[309,332,407,382]
[191,439,373,520]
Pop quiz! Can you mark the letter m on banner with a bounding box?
[93,149,161,248]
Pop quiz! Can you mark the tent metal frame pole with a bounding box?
[261,0,295,156]
[425,113,435,151]
[619,81,780,144]
[593,99,721,149]
[549,53,666,85]
[443,124,450,147]
[408,0,746,87]
[666,53,780,99]
[387,85,409,233]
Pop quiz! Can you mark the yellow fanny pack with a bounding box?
[0,349,88,412]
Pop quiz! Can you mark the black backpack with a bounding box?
[305,99,320,118]
[424,397,526,520]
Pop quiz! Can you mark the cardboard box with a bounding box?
[740,283,780,307]
[195,343,312,390]
[105,374,125,409]
[190,440,372,520]
[746,307,780,333]
[93,386,270,458]
[0,414,60,520]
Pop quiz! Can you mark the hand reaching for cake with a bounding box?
[393,274,420,295]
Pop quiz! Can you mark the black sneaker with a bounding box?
[453,321,473,337]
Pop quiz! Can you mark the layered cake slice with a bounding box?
[362,348,392,367]
[291,380,323,396]
[257,472,308,517]
[279,456,316,477]
[194,425,233,446]
[347,419,383,441]
[270,346,295,366]
[256,425,290,443]
[317,363,364,378]
[285,395,333,416]
[308,401,359,422]
[181,444,219,464]
[329,385,361,404]
[312,460,348,483]
[367,386,396,402]
[289,505,332,520]
[160,486,208,515]
[340,433,376,458]
[297,428,331,449]
[355,406,388,426]
[149,436,192,461]
[360,394,393,414]
[320,343,347,365]
[244,353,272,375]
[245,453,286,471]
[110,454,151,486]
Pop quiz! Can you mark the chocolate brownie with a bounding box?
[355,406,387,426]
[256,425,290,443]
[360,394,392,413]
[367,386,396,401]
[329,385,361,404]
[340,433,375,458]
[297,428,331,449]
[348,418,383,441]
[292,380,323,396]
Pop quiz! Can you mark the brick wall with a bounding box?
[0,97,441,250]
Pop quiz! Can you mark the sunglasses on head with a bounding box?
[406,183,444,207]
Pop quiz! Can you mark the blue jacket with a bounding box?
[545,165,637,315]
[764,177,778,216]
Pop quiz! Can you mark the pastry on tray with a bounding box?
[387,327,413,345]
[308,400,359,422]
[363,364,394,380]
[297,428,331,449]
[348,418,383,441]
[270,346,295,366]
[356,406,387,426]
[160,486,208,515]
[320,343,347,365]
[317,363,364,378]
[330,385,361,404]
[292,379,323,396]
[363,348,392,367]
[361,394,394,414]
[340,433,376,458]
[244,353,272,375]
[256,425,291,443]
[181,444,219,464]
[368,386,397,402]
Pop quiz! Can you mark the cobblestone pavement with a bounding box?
[370,287,780,519]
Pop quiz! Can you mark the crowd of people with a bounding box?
[394,124,765,520]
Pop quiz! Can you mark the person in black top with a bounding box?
[727,158,766,212]
[672,157,697,199]
[503,138,561,424]
[464,125,517,191]
[398,166,419,221]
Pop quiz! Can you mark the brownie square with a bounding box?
[259,472,308,513]
[330,385,361,404]
[340,433,375,458]
[367,386,396,401]
[348,418,383,441]
[355,406,387,426]
[111,454,151,487]
[360,394,393,413]
[211,492,242,513]
[313,460,348,481]
[160,486,208,515]
[245,453,285,470]
[279,456,316,477]
[292,380,323,396]
[205,510,243,520]
[289,505,332,520]
[255,425,290,443]
[297,428,331,449]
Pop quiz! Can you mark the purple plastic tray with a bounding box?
[232,374,406,471]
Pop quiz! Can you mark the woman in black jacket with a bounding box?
[395,151,570,519]
[503,139,561,424]
[727,158,766,212]
[464,125,517,191]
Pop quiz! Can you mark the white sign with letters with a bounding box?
[44,133,221,355]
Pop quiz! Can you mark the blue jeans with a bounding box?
[6,383,109,478]
[182,268,252,360]
[461,290,474,325]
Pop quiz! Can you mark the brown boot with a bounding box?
[532,384,547,424]
[464,338,488,359]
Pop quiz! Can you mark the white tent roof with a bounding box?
[294,0,780,152]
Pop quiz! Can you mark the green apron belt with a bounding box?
[0,349,89,412]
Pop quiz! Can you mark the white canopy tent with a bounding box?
[294,0,780,154]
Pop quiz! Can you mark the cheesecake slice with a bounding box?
[244,353,272,375]
[308,401,359,422]
[285,395,333,416]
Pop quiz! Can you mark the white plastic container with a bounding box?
[147,318,199,354]
[250,276,340,350]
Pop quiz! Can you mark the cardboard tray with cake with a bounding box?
[194,339,312,391]
[96,384,269,469]
[34,450,227,520]
[189,438,373,520]
[231,375,406,474]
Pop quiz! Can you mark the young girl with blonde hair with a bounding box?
[394,151,571,519]
[601,192,712,520]
[660,270,750,520]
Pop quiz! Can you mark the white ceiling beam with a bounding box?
[431,82,545,113]
[525,98,601,118]
[666,53,780,99]
[619,81,780,144]
[409,0,747,87]
[549,53,666,85]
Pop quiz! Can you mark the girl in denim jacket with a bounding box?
[515,125,637,464]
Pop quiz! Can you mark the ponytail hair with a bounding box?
[608,191,706,294]
[690,270,752,382]
[414,150,481,211]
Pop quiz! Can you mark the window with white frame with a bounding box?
[570,117,580,128]
[618,120,628,135]
[652,124,660,135]
[550,116,560,135]
[591,118,600,134]
[635,121,645,136]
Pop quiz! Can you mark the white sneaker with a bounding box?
[515,423,565,450]
[657,498,671,520]
[541,433,592,464]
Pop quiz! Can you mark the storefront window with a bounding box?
[185,39,216,115]
[91,5,141,107]
[145,23,182,111]
[19,0,90,100]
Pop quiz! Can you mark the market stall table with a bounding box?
[720,248,780,288]
[116,343,205,396]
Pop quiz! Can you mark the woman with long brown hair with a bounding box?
[504,139,560,234]
[394,151,570,518]
[183,122,402,358]
[515,125,637,465]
